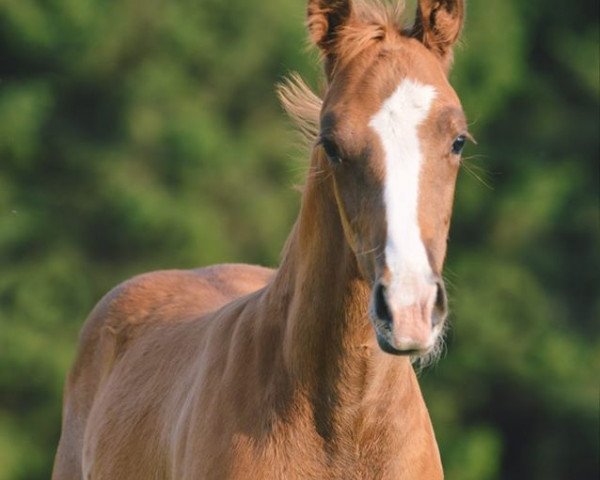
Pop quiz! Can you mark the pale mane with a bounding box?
[277,73,322,143]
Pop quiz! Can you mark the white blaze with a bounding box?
[369,79,437,306]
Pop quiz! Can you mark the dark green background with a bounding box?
[0,1,598,479]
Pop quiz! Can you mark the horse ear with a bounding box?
[411,0,465,69]
[307,0,353,53]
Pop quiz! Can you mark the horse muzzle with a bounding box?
[370,276,447,355]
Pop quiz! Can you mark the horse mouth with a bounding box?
[378,341,421,356]
[372,319,432,356]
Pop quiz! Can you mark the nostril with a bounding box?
[432,281,448,326]
[374,282,392,325]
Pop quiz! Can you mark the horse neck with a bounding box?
[263,151,412,413]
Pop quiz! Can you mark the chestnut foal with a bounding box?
[53,1,470,478]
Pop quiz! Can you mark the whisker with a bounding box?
[441,275,457,292]
[461,156,494,190]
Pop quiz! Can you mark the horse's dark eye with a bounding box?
[451,135,466,155]
[321,138,342,164]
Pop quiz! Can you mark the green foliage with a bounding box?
[0,1,597,479]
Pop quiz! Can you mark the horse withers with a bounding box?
[53,1,470,478]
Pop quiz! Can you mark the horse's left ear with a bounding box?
[307,0,353,54]
[411,0,465,70]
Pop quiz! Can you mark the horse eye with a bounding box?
[451,135,466,155]
[321,138,342,164]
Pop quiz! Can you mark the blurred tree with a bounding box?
[0,1,597,479]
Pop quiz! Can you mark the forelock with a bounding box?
[334,0,408,70]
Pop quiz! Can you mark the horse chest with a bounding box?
[177,405,440,480]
